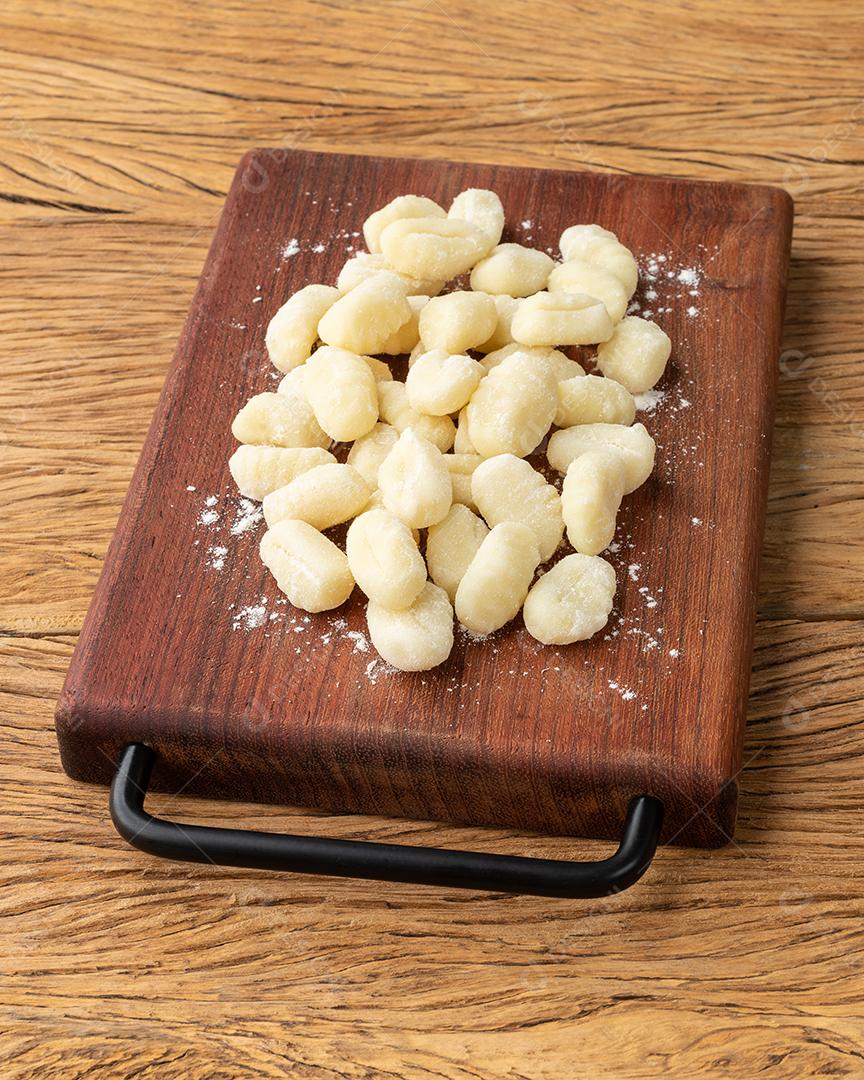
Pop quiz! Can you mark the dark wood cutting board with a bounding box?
[56,149,793,848]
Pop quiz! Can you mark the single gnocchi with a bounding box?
[417,290,498,354]
[317,272,412,356]
[262,463,370,531]
[304,346,379,442]
[231,392,330,449]
[561,449,627,555]
[346,508,426,610]
[455,522,540,635]
[380,216,490,281]
[547,422,656,493]
[363,195,446,254]
[559,226,638,295]
[378,428,453,528]
[448,188,504,252]
[228,445,336,501]
[511,291,614,347]
[405,348,485,416]
[555,374,636,427]
[471,453,563,561]
[547,260,630,322]
[260,519,354,613]
[465,349,557,459]
[595,316,672,394]
[523,554,617,644]
[426,503,489,602]
[469,243,554,297]
[366,581,454,672]
[265,284,340,373]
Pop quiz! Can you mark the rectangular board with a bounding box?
[56,149,793,847]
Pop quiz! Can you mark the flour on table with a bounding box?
[231,498,264,536]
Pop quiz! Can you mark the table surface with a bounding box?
[2,1,862,1076]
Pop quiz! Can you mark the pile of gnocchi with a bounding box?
[228,188,670,671]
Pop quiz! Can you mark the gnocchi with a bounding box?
[555,374,636,427]
[231,391,330,449]
[512,291,614,347]
[469,243,554,297]
[547,422,656,493]
[448,188,505,251]
[523,554,617,644]
[229,445,335,501]
[471,453,563,561]
[465,348,557,459]
[367,581,454,672]
[363,194,445,254]
[260,519,354,612]
[380,216,490,281]
[561,449,627,555]
[229,190,673,670]
[318,271,412,355]
[265,284,340,373]
[378,428,453,528]
[417,290,498,354]
[426,503,489,601]
[405,348,485,416]
[455,522,540,635]
[304,346,379,442]
[262,462,370,531]
[547,260,630,322]
[559,226,638,295]
[346,508,426,610]
[595,316,672,394]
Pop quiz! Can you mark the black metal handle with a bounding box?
[110,744,664,898]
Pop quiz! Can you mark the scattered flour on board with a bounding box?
[233,604,267,631]
[232,498,264,536]
[207,545,227,570]
[634,389,665,412]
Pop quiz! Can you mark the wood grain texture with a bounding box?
[55,150,792,847]
[2,0,862,1075]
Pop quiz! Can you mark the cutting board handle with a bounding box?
[109,744,664,898]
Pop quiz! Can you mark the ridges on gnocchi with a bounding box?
[229,185,671,670]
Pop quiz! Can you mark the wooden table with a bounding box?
[2,1,862,1075]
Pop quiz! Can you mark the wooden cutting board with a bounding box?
[56,149,793,848]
